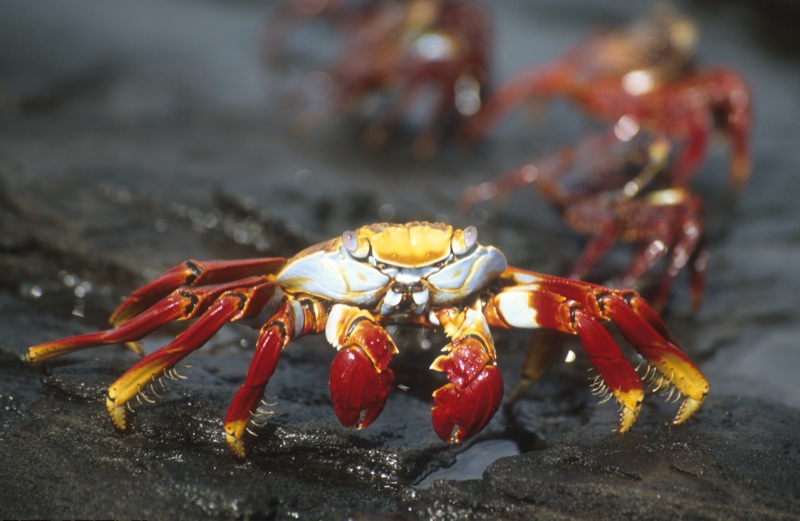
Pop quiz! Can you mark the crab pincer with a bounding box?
[326,305,397,429]
[430,305,504,442]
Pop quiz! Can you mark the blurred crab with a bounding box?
[27,222,708,458]
[463,120,708,312]
[270,0,491,158]
[466,4,752,189]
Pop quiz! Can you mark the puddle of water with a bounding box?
[413,439,521,489]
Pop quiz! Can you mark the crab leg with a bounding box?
[463,57,577,142]
[105,280,281,433]
[110,258,285,326]
[26,276,273,364]
[669,68,752,190]
[459,153,570,212]
[620,189,705,311]
[325,304,397,431]
[507,329,568,404]
[596,290,708,424]
[486,285,644,431]
[430,302,504,443]
[223,296,328,459]
[488,270,708,430]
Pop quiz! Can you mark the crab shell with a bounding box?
[276,222,508,315]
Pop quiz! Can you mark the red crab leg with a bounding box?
[485,285,644,431]
[687,241,709,312]
[459,153,569,212]
[325,304,397,430]
[497,270,708,426]
[620,189,705,312]
[26,276,272,364]
[110,258,286,326]
[463,58,577,142]
[430,303,504,443]
[596,290,708,425]
[490,270,708,430]
[507,329,568,404]
[224,296,328,459]
[565,216,619,280]
[668,110,710,188]
[105,280,281,434]
[679,68,752,191]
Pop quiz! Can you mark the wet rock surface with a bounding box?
[2,0,800,519]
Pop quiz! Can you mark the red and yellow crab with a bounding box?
[273,0,491,158]
[466,4,752,190]
[462,121,707,312]
[27,222,708,458]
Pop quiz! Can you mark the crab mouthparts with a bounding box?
[381,280,430,314]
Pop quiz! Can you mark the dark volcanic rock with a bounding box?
[2,0,800,519]
[405,396,800,520]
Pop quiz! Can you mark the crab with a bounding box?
[273,0,491,158]
[27,222,708,458]
[461,119,707,312]
[465,4,752,190]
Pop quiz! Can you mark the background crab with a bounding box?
[268,0,491,158]
[461,121,707,312]
[27,222,708,459]
[465,4,752,190]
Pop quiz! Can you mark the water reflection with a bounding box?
[414,439,520,488]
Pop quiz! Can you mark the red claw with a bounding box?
[329,347,394,430]
[431,365,504,443]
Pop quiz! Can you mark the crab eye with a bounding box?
[342,230,369,258]
[342,230,358,253]
[451,225,478,255]
[463,225,478,249]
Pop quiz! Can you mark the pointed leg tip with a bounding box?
[106,396,130,432]
[226,433,248,461]
[611,388,643,434]
[24,349,37,364]
[26,343,55,364]
[124,341,145,357]
[673,396,704,426]
[615,403,641,434]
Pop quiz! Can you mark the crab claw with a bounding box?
[325,304,398,429]
[431,365,504,443]
[430,306,504,443]
[330,347,394,429]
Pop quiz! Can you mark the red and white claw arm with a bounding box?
[325,304,397,431]
[429,303,504,443]
[486,269,708,432]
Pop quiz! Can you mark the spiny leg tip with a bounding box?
[106,396,130,432]
[226,434,248,461]
[673,396,704,426]
[616,404,642,434]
